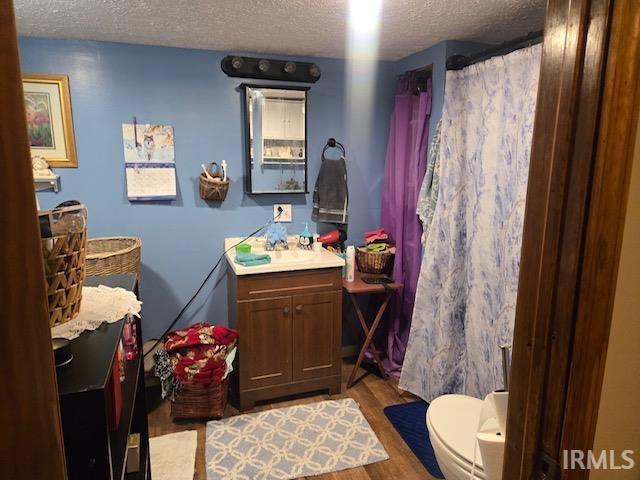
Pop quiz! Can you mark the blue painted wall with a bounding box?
[19,37,396,338]
[392,40,489,149]
[392,41,447,150]
[18,36,485,339]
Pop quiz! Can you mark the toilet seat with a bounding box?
[426,394,489,480]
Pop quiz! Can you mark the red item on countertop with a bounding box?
[319,229,347,245]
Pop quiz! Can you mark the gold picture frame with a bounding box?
[22,73,77,168]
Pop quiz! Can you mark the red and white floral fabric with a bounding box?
[165,322,238,384]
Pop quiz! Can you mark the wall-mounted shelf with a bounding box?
[34,175,61,193]
[263,161,305,166]
[251,160,306,167]
[264,156,305,161]
[263,136,306,141]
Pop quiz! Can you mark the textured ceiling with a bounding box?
[14,0,545,61]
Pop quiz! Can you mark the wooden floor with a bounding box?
[147,359,435,480]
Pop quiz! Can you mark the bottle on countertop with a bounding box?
[123,314,138,361]
[298,223,314,250]
[345,245,355,282]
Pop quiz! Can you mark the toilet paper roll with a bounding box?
[477,430,505,480]
[492,391,508,435]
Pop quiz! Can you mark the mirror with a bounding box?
[243,85,308,194]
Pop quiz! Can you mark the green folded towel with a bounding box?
[234,252,272,267]
[366,242,390,252]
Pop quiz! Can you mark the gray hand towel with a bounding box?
[312,155,348,224]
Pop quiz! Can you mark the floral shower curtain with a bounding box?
[399,44,542,401]
[380,73,432,374]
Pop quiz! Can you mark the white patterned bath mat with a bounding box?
[150,430,197,480]
[205,398,388,479]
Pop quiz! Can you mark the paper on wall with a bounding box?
[122,123,177,201]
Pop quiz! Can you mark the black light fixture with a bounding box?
[231,56,244,70]
[309,64,321,79]
[257,59,271,73]
[220,55,321,83]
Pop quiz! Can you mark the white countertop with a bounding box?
[225,236,345,275]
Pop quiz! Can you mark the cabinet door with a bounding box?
[292,291,341,381]
[239,297,292,390]
[262,99,284,139]
[283,101,305,140]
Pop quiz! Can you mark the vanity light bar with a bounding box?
[221,55,321,83]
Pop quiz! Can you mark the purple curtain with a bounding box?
[380,72,432,375]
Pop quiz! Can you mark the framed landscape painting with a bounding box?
[23,73,77,167]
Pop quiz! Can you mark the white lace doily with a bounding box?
[51,285,142,340]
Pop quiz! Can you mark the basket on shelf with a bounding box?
[355,247,395,274]
[86,236,141,277]
[199,173,230,202]
[40,203,88,327]
[170,376,230,419]
[42,231,87,327]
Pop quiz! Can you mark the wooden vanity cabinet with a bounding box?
[228,267,342,410]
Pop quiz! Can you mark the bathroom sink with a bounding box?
[224,236,345,275]
[264,248,318,264]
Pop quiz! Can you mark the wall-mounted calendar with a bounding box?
[122,123,176,201]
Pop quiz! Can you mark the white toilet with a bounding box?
[426,394,500,480]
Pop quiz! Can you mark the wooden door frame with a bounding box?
[504,0,640,478]
[0,1,67,478]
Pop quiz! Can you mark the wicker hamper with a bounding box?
[355,247,395,274]
[170,376,230,419]
[40,203,88,327]
[41,230,87,327]
[86,237,141,277]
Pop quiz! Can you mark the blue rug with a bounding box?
[383,400,444,479]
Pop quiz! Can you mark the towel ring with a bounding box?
[322,138,345,159]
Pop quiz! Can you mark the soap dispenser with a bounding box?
[298,223,314,250]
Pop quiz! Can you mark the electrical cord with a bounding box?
[143,207,284,358]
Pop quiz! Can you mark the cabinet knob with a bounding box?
[283,306,290,315]
[295,305,302,313]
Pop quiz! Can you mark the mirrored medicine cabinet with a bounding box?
[242,84,309,194]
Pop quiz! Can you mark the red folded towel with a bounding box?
[364,228,385,238]
[364,228,389,244]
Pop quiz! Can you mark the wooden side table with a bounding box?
[343,271,403,388]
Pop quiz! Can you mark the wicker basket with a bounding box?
[41,230,87,327]
[199,173,230,202]
[171,377,229,419]
[86,237,141,277]
[355,247,395,274]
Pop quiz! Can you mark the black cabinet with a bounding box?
[56,274,151,480]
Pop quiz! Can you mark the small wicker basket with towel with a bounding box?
[355,228,396,274]
[199,162,230,202]
[355,247,395,274]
